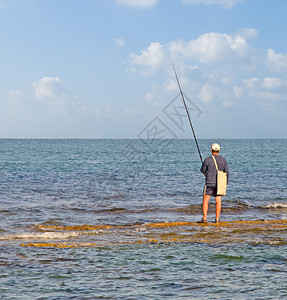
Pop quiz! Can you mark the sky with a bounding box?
[0,0,287,139]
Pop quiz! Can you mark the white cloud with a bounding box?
[115,0,159,8]
[7,90,22,105]
[79,105,102,118]
[114,0,241,9]
[233,86,242,98]
[257,91,280,102]
[32,77,78,116]
[237,28,258,39]
[243,77,285,91]
[32,77,64,100]
[129,42,166,74]
[164,78,178,92]
[130,31,257,75]
[265,49,287,73]
[8,107,22,117]
[176,33,253,66]
[240,76,287,112]
[263,77,282,89]
[221,76,234,86]
[129,29,287,119]
[8,90,21,97]
[199,84,214,103]
[181,0,241,9]
[243,77,259,88]
[115,38,125,48]
[30,76,113,118]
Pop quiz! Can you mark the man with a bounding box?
[198,143,229,223]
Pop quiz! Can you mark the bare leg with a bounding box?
[215,196,222,221]
[202,195,211,221]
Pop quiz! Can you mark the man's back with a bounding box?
[200,155,229,184]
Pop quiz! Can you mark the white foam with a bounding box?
[0,231,82,241]
[263,202,287,209]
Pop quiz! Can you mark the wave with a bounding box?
[262,202,287,209]
[172,200,287,213]
[70,200,277,215]
[0,230,102,241]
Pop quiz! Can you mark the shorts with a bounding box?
[203,184,218,196]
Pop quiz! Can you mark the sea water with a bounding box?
[0,139,286,299]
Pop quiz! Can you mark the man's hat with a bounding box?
[211,143,220,151]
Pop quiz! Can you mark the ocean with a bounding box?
[0,139,286,299]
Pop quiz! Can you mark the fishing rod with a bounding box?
[171,60,203,164]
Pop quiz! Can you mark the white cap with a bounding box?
[211,143,220,151]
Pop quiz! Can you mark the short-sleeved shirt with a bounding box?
[200,155,229,184]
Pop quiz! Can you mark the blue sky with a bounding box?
[0,0,286,138]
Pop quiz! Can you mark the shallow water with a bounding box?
[0,139,286,299]
[1,243,287,299]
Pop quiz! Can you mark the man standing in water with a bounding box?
[198,143,229,223]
